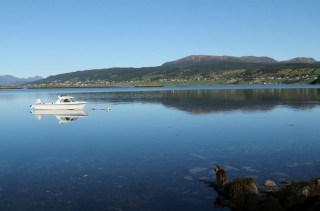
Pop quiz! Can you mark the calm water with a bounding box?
[0,85,320,210]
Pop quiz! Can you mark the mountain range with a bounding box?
[0,75,43,86]
[23,55,320,86]
[162,55,317,67]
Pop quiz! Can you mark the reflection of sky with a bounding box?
[0,87,320,209]
[1,87,320,155]
[2,90,319,155]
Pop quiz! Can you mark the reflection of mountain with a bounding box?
[31,109,87,124]
[160,89,320,114]
[78,88,320,114]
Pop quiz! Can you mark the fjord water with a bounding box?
[0,85,320,210]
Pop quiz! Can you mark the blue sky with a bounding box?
[0,0,319,78]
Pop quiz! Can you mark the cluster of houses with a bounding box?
[28,73,317,87]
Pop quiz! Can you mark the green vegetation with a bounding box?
[134,82,164,87]
[27,62,320,87]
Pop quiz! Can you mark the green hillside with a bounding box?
[29,56,320,87]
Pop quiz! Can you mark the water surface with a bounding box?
[0,85,320,210]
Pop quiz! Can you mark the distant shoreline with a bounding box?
[26,85,118,89]
[2,82,320,90]
[0,86,21,89]
[134,85,164,88]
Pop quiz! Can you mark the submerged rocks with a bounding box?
[276,180,320,209]
[207,174,320,210]
[188,167,207,175]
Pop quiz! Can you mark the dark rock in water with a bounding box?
[224,178,259,201]
[203,171,320,210]
[277,181,320,209]
[305,196,320,211]
[214,195,235,209]
[214,165,227,186]
[252,196,283,211]
[288,195,320,211]
[213,178,260,210]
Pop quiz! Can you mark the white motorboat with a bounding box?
[30,95,87,110]
[31,109,88,124]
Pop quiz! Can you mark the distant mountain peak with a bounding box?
[162,55,319,68]
[283,57,317,63]
[0,75,43,86]
[162,55,278,67]
[238,56,278,63]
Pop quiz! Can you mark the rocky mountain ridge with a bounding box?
[162,55,318,68]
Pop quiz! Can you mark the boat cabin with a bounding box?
[57,96,77,103]
[31,95,87,110]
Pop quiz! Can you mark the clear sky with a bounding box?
[0,0,319,78]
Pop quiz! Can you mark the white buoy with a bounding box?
[106,107,111,111]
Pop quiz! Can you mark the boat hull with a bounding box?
[31,109,87,116]
[31,103,87,110]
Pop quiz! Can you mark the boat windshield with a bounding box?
[61,98,76,103]
[62,99,71,103]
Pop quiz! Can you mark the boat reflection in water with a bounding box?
[31,109,88,124]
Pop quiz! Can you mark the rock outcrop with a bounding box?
[207,178,320,210]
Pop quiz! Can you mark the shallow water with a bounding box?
[0,85,320,210]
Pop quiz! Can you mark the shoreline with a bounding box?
[1,83,320,90]
[0,86,21,89]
